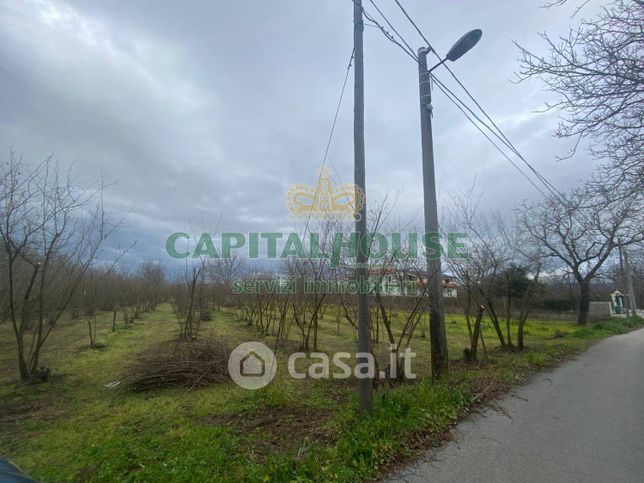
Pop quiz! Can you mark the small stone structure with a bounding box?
[588,301,613,319]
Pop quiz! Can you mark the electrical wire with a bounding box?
[368,0,417,60]
[431,77,552,198]
[299,50,355,242]
[346,0,583,227]
[351,0,418,62]
[390,0,577,207]
[350,0,554,205]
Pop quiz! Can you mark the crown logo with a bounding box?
[285,166,365,220]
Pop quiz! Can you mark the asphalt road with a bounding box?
[390,328,644,483]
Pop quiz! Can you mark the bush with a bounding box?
[542,298,574,312]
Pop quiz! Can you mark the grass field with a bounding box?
[1,304,642,482]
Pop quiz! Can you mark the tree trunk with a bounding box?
[505,296,512,348]
[465,305,485,363]
[484,302,506,349]
[578,280,591,325]
[87,318,96,347]
[18,354,29,380]
[517,315,527,351]
[464,291,473,342]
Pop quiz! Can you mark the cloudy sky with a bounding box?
[0,0,603,267]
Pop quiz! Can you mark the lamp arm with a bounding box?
[427,57,448,74]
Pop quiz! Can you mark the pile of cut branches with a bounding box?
[125,338,230,391]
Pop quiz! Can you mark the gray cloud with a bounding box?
[0,0,603,267]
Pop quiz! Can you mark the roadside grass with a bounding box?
[0,305,641,482]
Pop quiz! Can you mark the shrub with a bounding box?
[542,298,574,312]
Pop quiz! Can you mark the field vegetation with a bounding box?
[1,301,641,482]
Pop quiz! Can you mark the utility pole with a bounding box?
[353,0,373,413]
[624,248,637,316]
[417,47,449,379]
[618,239,630,317]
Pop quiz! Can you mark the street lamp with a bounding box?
[417,30,482,379]
[428,29,483,73]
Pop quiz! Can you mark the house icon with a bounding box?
[229,342,276,389]
[240,350,266,377]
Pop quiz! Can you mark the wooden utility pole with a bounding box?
[353,0,373,413]
[417,47,449,379]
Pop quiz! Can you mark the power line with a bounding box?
[431,76,552,198]
[321,0,419,198]
[392,0,435,50]
[299,50,355,242]
[368,0,417,60]
[440,64,566,200]
[390,0,575,205]
[367,0,558,196]
[316,50,358,208]
[388,0,605,232]
[348,2,553,226]
[322,50,355,168]
[350,0,418,62]
[431,75,558,199]
[355,2,549,201]
[345,0,599,234]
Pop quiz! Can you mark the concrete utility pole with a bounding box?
[353,0,373,413]
[417,47,449,379]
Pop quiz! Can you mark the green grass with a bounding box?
[0,305,641,482]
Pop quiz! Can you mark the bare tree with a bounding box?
[517,0,644,192]
[500,224,546,350]
[174,265,204,340]
[281,217,343,351]
[367,213,429,378]
[447,189,546,353]
[80,269,107,349]
[517,183,642,325]
[209,252,244,286]
[446,191,512,349]
[208,252,245,311]
[138,261,166,312]
[0,151,113,380]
